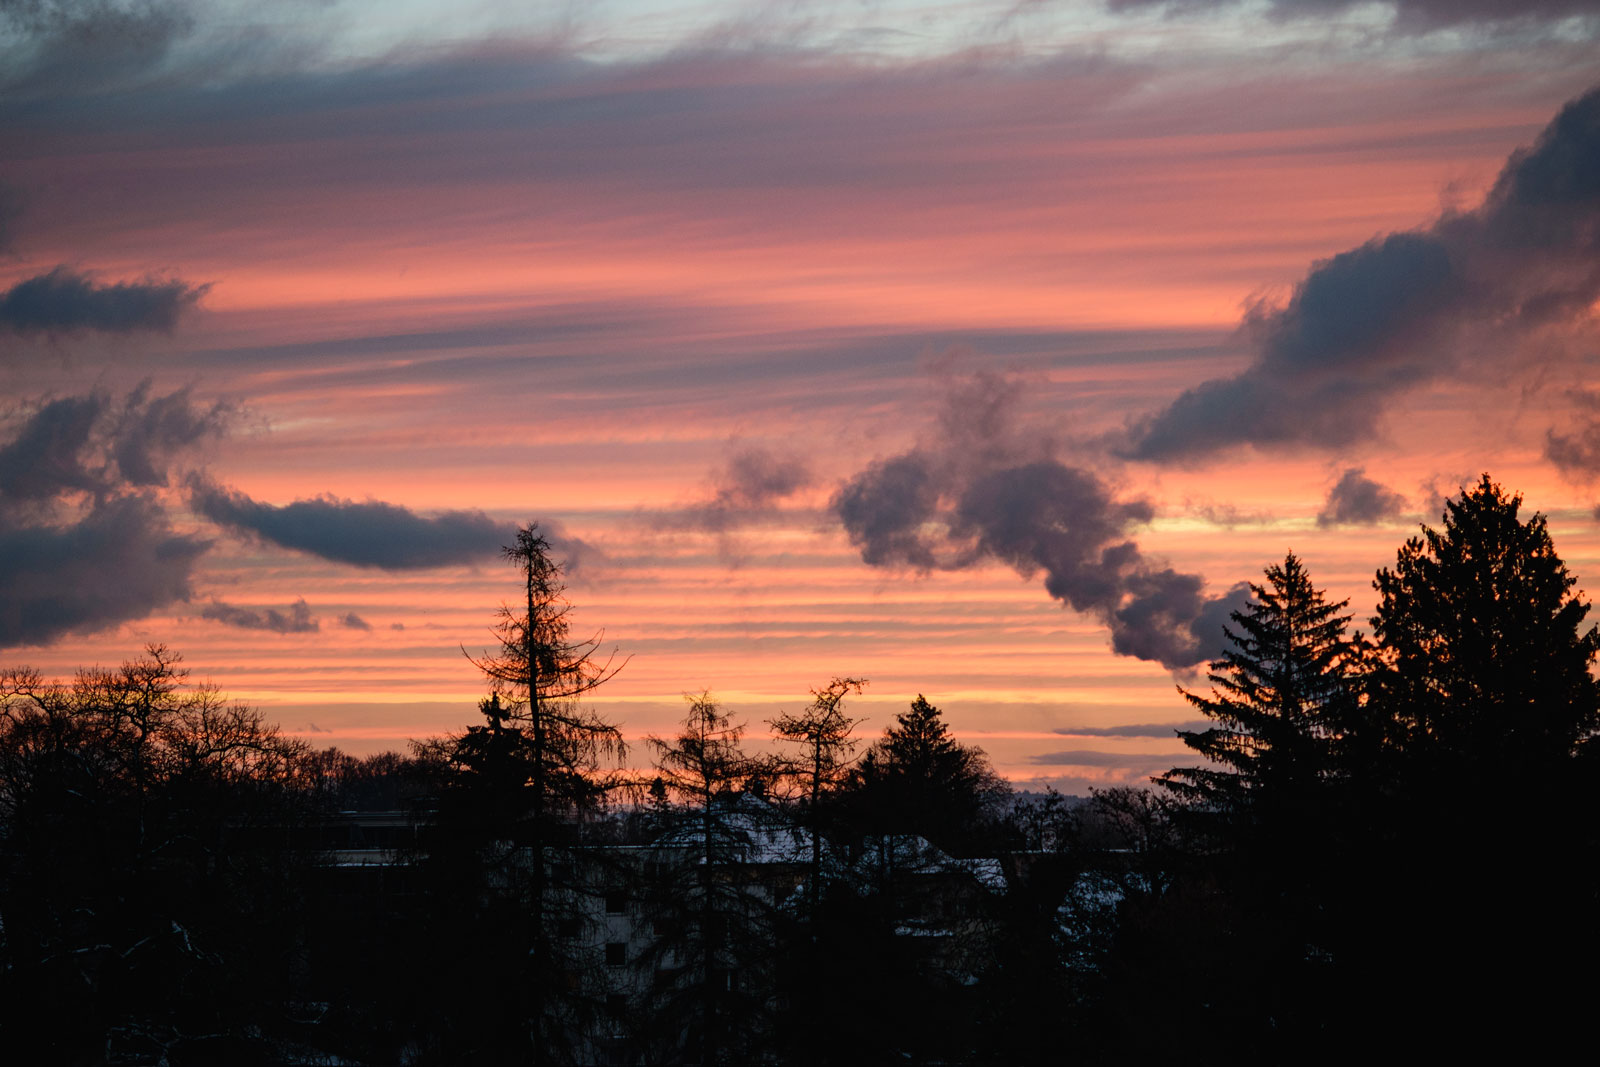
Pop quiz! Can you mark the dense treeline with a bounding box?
[1,476,1596,1063]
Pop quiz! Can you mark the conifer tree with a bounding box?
[1160,552,1356,820]
[439,523,626,1063]
[1353,476,1600,1042]
[770,676,865,916]
[640,695,773,1066]
[1370,474,1600,774]
[850,695,1006,853]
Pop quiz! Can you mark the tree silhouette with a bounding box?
[1351,475,1600,1041]
[448,523,626,1063]
[640,694,775,1066]
[770,676,865,918]
[1160,552,1357,828]
[1370,474,1600,774]
[1148,556,1362,1049]
[848,695,1006,854]
[0,646,312,1063]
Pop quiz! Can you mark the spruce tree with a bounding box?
[1148,556,1359,1051]
[1353,476,1600,1042]
[1370,474,1600,775]
[1160,552,1355,821]
[850,695,1006,854]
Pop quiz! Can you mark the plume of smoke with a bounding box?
[833,370,1250,669]
[660,443,813,533]
[1126,83,1600,462]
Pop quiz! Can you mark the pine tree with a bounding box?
[1160,552,1356,821]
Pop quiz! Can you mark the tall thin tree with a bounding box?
[770,676,865,918]
[641,694,773,1066]
[463,523,627,1063]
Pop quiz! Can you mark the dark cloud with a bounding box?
[201,597,319,634]
[833,371,1245,669]
[0,181,21,251]
[1,0,196,99]
[1187,501,1275,527]
[0,267,206,334]
[1125,83,1600,462]
[1317,467,1407,526]
[1054,720,1211,738]
[340,612,372,631]
[1548,424,1600,475]
[0,393,104,500]
[0,493,208,646]
[188,477,586,571]
[1106,0,1600,33]
[0,385,230,502]
[0,384,233,647]
[660,444,813,533]
[111,383,232,486]
[1187,580,1255,665]
[1546,391,1600,475]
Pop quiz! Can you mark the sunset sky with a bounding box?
[3,0,1599,792]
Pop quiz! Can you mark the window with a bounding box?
[605,942,627,966]
[605,890,627,914]
[606,994,628,1017]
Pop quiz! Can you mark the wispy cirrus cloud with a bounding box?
[1030,748,1188,768]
